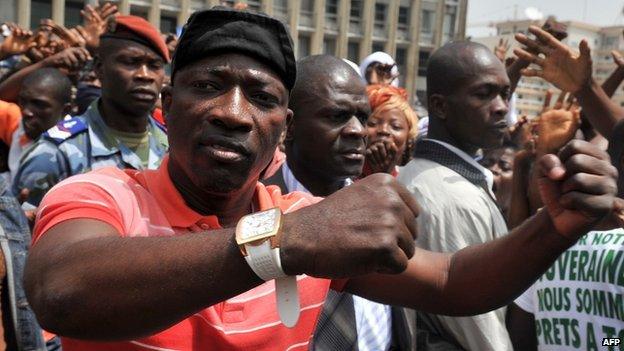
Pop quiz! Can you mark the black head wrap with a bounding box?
[172,7,296,91]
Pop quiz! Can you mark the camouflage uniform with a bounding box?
[12,100,168,206]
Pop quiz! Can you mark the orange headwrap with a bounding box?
[366,84,418,139]
[366,84,408,111]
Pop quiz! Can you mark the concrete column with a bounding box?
[178,0,192,27]
[405,0,422,104]
[118,0,131,14]
[456,0,467,39]
[52,0,65,25]
[359,0,374,61]
[17,0,31,29]
[336,0,351,58]
[148,0,161,30]
[310,0,325,55]
[288,0,301,56]
[261,0,274,15]
[433,0,445,47]
[385,0,399,56]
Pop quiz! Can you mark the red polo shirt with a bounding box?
[34,156,343,350]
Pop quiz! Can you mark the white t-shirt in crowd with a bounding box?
[515,228,624,350]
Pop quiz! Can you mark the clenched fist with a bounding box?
[280,173,419,278]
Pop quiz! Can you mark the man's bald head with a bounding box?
[290,55,365,112]
[285,55,370,195]
[427,41,503,99]
[425,41,511,154]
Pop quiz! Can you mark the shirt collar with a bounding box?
[282,161,311,194]
[282,159,354,194]
[426,139,495,194]
[142,155,273,229]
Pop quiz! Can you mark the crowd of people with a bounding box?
[0,2,621,351]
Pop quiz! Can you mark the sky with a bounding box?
[467,0,624,37]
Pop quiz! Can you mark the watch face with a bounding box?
[236,207,281,244]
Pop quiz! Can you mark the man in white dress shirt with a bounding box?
[265,54,417,351]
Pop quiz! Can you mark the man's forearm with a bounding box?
[575,79,624,138]
[602,67,624,98]
[438,210,571,315]
[0,59,45,102]
[25,222,262,341]
[346,210,572,316]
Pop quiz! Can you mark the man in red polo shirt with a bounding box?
[24,7,620,351]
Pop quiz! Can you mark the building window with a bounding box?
[160,16,177,34]
[418,51,430,77]
[326,0,338,15]
[298,36,311,59]
[396,47,407,87]
[65,1,84,28]
[274,0,288,8]
[605,36,619,48]
[398,6,409,29]
[301,0,314,13]
[374,3,387,28]
[350,0,362,19]
[273,0,288,17]
[130,6,148,20]
[31,0,51,29]
[421,9,434,34]
[396,47,407,66]
[348,41,360,62]
[323,38,336,56]
[443,12,456,39]
[372,42,384,53]
[246,0,262,11]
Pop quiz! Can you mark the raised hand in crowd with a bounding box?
[493,37,510,62]
[365,140,399,174]
[0,23,34,60]
[514,25,592,94]
[600,50,624,99]
[0,46,90,101]
[508,91,581,229]
[41,46,91,72]
[533,92,581,156]
[505,19,567,94]
[40,19,92,49]
[79,3,119,53]
[514,25,624,139]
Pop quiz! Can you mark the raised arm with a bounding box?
[345,140,617,315]
[601,51,624,98]
[0,46,90,102]
[514,26,624,139]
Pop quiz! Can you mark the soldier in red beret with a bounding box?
[13,15,169,207]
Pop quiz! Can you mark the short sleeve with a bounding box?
[33,173,129,244]
[0,101,20,146]
[12,140,68,206]
[513,283,536,313]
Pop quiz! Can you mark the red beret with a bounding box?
[103,15,170,62]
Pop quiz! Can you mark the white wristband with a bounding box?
[244,240,300,327]
[244,241,286,280]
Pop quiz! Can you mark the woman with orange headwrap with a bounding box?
[362,84,419,177]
